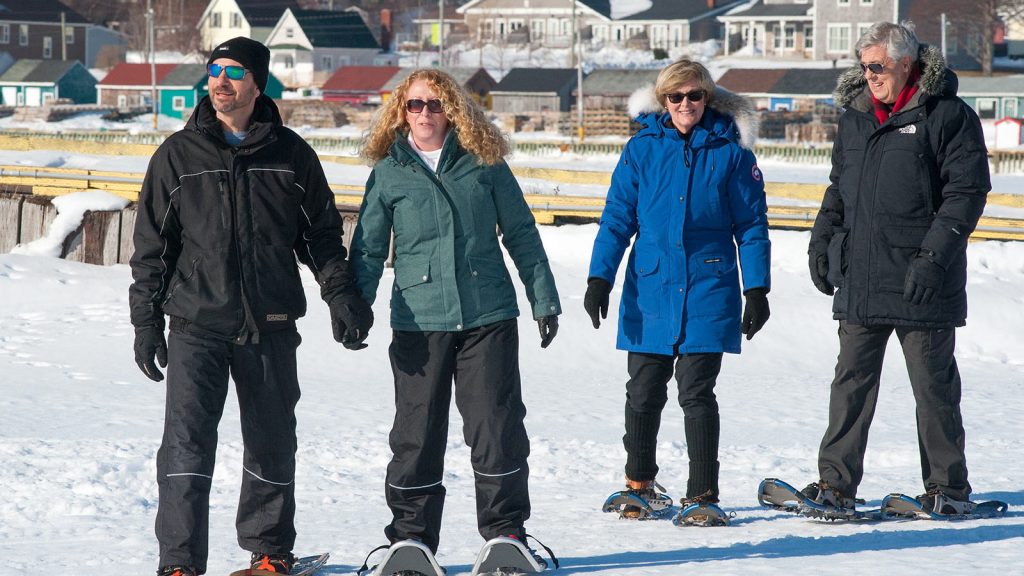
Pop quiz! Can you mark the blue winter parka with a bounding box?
[588,93,771,355]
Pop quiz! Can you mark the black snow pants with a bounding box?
[623,351,723,499]
[817,321,971,500]
[384,318,531,553]
[155,326,302,573]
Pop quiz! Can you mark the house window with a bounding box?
[671,25,683,48]
[231,13,242,28]
[19,24,28,46]
[858,23,872,42]
[805,26,814,50]
[286,27,294,39]
[861,0,873,4]
[321,56,332,69]
[117,94,127,109]
[64,26,74,45]
[172,96,186,111]
[785,25,795,49]
[43,36,52,58]
[1004,97,1018,118]
[211,12,221,28]
[531,19,545,40]
[0,24,9,44]
[773,24,782,50]
[976,98,998,119]
[827,24,851,53]
[284,56,294,69]
[838,0,850,5]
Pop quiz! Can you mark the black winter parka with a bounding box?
[810,46,990,328]
[129,95,354,342]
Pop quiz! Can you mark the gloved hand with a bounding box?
[329,292,374,350]
[583,277,612,329]
[903,255,945,305]
[134,324,168,382]
[741,287,770,341]
[538,315,558,348]
[808,250,834,296]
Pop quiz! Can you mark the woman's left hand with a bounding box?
[538,315,559,348]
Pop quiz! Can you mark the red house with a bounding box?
[321,66,401,104]
[97,63,177,111]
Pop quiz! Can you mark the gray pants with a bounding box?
[156,327,301,573]
[384,319,531,553]
[818,321,970,500]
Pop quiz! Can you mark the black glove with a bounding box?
[903,255,945,305]
[329,292,374,350]
[583,277,611,329]
[741,287,770,341]
[808,251,834,296]
[134,324,167,382]
[538,315,558,348]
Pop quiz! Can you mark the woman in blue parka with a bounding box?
[585,59,771,523]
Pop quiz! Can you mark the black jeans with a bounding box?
[817,321,970,499]
[623,352,723,498]
[155,328,301,573]
[384,319,530,553]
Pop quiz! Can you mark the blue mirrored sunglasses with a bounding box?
[208,63,247,80]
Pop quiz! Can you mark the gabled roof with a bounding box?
[459,0,610,19]
[493,68,579,93]
[622,0,745,21]
[0,0,91,24]
[719,0,812,20]
[580,68,660,95]
[159,64,210,88]
[236,0,302,27]
[381,67,496,93]
[0,59,83,83]
[290,9,379,50]
[98,63,178,87]
[322,66,401,92]
[716,68,842,97]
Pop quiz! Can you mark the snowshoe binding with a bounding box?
[797,480,879,521]
[602,478,673,520]
[228,553,330,576]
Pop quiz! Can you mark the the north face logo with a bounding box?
[899,124,917,134]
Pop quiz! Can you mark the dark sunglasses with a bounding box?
[859,62,886,74]
[665,90,706,104]
[406,98,444,114]
[208,63,247,80]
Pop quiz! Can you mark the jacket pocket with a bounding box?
[634,251,663,317]
[394,259,431,290]
[163,256,200,306]
[875,222,930,293]
[468,256,516,317]
[685,254,736,318]
[826,229,848,289]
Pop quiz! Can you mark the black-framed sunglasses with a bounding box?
[406,98,444,114]
[665,90,706,104]
[859,62,886,74]
[208,63,247,80]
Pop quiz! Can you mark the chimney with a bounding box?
[707,0,715,8]
[380,9,392,50]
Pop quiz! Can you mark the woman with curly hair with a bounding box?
[350,68,561,571]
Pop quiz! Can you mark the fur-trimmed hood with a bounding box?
[627,83,759,149]
[833,44,958,112]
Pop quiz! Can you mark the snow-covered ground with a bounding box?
[1,151,1023,575]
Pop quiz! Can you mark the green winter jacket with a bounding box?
[350,132,561,331]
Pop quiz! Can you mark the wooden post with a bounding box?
[0,192,23,254]
[63,210,123,264]
[120,204,138,265]
[19,195,57,245]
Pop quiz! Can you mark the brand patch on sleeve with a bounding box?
[751,165,763,181]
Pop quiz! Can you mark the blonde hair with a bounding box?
[361,68,509,165]
[654,59,716,109]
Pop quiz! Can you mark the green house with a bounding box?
[158,63,284,120]
[0,59,97,106]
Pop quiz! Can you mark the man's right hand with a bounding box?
[134,325,168,382]
[583,277,612,329]
[808,251,834,296]
[330,292,374,350]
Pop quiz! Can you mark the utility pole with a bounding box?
[940,13,947,61]
[568,0,575,68]
[572,1,583,143]
[147,0,157,130]
[60,12,66,60]
[439,0,445,66]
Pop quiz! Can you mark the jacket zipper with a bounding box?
[224,159,259,344]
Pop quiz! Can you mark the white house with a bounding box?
[197,0,300,52]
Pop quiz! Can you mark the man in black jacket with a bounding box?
[129,37,372,576]
[805,22,989,515]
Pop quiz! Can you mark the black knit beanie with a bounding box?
[208,36,270,93]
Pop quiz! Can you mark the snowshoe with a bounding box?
[357,540,445,576]
[228,553,329,576]
[671,490,731,527]
[881,492,1008,521]
[469,535,559,576]
[602,479,673,520]
[759,478,880,521]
